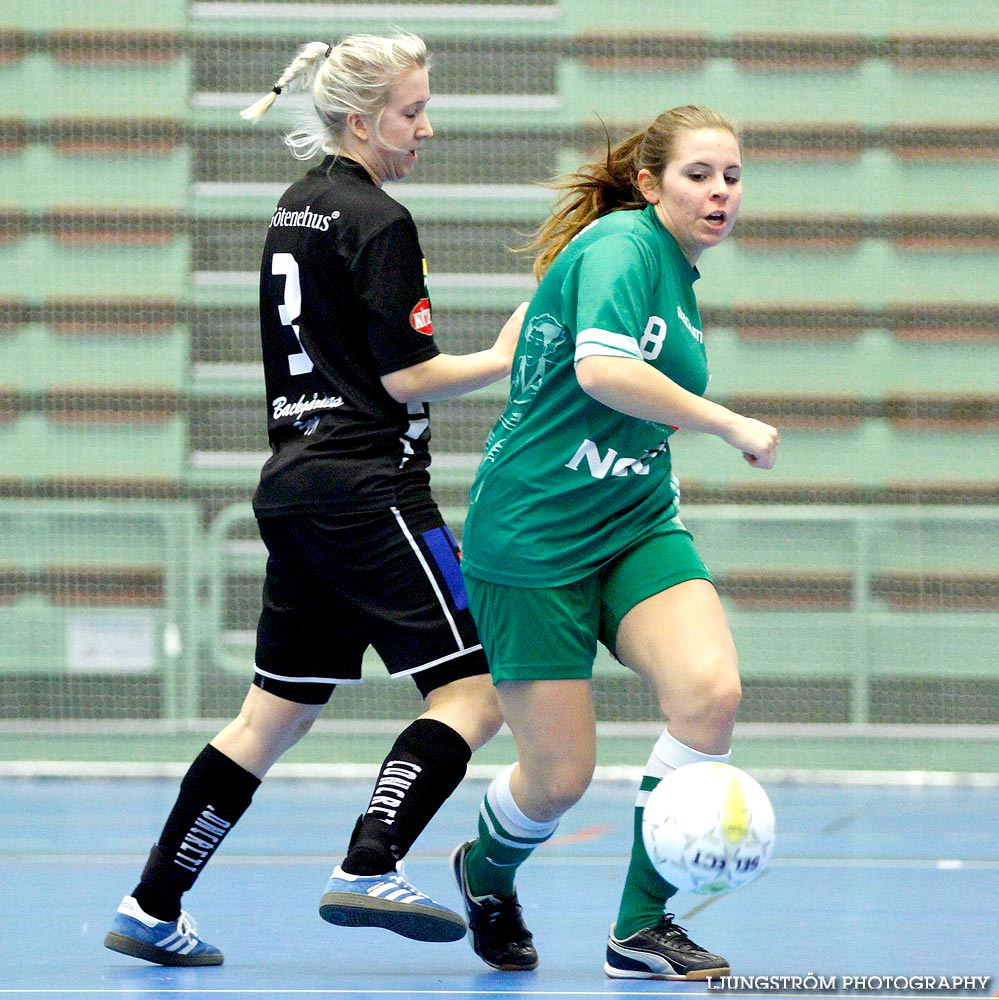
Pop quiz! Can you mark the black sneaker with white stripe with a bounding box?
[450,840,538,971]
[604,915,730,980]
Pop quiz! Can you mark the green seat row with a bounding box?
[9,33,984,125]
[704,327,999,398]
[0,145,190,213]
[556,0,999,34]
[0,54,189,122]
[5,150,998,225]
[0,324,189,392]
[557,58,999,128]
[203,502,999,719]
[1,495,994,733]
[176,208,999,274]
[0,413,187,480]
[185,1,999,47]
[0,498,200,721]
[670,422,999,491]
[7,0,186,30]
[0,234,190,301]
[417,420,999,498]
[6,227,998,309]
[18,0,998,46]
[187,241,998,312]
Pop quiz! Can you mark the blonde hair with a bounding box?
[524,105,739,279]
[241,32,429,160]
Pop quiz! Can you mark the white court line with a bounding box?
[0,991,989,999]
[0,991,712,997]
[5,853,998,871]
[3,760,999,788]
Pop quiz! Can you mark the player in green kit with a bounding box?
[464,201,708,588]
[450,106,780,979]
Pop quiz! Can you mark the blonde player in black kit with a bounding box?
[103,32,526,967]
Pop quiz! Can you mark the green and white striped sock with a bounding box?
[464,763,558,899]
[614,730,730,940]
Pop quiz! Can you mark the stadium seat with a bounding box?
[734,215,864,251]
[0,300,188,395]
[0,382,186,492]
[887,34,999,70]
[887,124,999,159]
[575,32,710,70]
[708,568,999,614]
[46,29,183,64]
[715,570,856,611]
[0,117,27,159]
[742,123,865,160]
[0,565,165,607]
[730,33,871,70]
[871,571,999,611]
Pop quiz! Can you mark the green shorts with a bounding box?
[464,529,712,683]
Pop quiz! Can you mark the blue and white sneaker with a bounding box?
[103,895,224,967]
[319,863,466,942]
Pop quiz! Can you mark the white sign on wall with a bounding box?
[66,613,157,673]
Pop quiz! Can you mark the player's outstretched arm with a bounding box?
[575,354,779,469]
[381,301,528,403]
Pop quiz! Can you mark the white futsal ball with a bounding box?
[642,762,776,896]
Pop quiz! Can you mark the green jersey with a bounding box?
[462,204,709,587]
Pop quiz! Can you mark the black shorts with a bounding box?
[253,502,488,704]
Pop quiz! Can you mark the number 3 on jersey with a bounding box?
[272,252,315,375]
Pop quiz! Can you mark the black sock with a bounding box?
[132,744,261,920]
[342,719,471,875]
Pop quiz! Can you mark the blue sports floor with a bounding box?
[2,775,997,999]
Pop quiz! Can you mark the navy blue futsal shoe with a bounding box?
[104,895,223,966]
[319,863,466,942]
[604,915,729,980]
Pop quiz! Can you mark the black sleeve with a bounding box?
[352,214,441,377]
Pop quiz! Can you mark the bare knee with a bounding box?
[464,682,505,746]
[514,759,594,822]
[698,668,742,729]
[214,686,324,776]
[543,769,592,816]
[278,707,320,745]
[241,707,316,756]
[659,662,742,753]
[423,674,504,752]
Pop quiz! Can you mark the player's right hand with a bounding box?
[724,416,780,470]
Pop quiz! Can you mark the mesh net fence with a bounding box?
[3,0,998,770]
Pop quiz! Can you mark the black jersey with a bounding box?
[252,156,441,516]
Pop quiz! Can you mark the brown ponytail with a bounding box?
[522,105,738,280]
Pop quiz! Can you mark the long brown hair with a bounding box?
[523,105,738,279]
